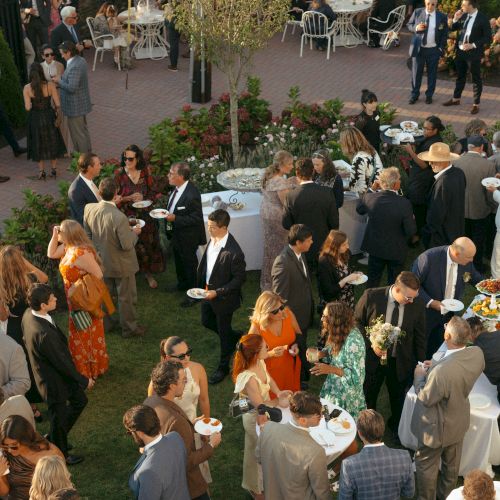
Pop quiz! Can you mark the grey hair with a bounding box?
[468,143,482,151]
[60,6,76,19]
[379,167,400,190]
[446,316,471,346]
[492,131,500,148]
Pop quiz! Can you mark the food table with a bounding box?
[256,398,357,463]
[327,0,373,47]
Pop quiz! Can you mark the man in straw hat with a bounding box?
[418,142,465,249]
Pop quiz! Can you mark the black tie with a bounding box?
[391,304,400,358]
[298,255,307,277]
[422,14,430,46]
[461,15,470,42]
[167,188,178,211]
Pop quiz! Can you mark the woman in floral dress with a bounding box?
[47,220,109,379]
[310,301,366,419]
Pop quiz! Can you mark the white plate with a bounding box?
[149,208,169,219]
[385,128,401,138]
[469,393,491,410]
[379,125,391,131]
[130,218,146,228]
[441,299,464,312]
[481,177,500,188]
[400,120,419,131]
[132,200,152,209]
[350,274,368,285]
[329,419,353,434]
[187,288,208,299]
[194,417,223,435]
[396,132,415,144]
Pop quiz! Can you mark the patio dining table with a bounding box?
[328,0,373,47]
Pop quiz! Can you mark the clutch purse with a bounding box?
[70,310,93,331]
[229,394,254,418]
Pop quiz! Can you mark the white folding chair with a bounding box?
[86,17,121,71]
[366,5,406,50]
[300,11,338,60]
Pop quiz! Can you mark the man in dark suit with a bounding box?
[355,272,426,433]
[123,404,191,500]
[357,167,416,288]
[411,237,482,357]
[20,0,51,58]
[50,6,89,63]
[197,209,246,384]
[418,142,465,249]
[22,284,93,465]
[68,152,101,226]
[272,224,314,387]
[165,162,206,306]
[443,0,492,114]
[407,0,448,104]
[282,158,339,269]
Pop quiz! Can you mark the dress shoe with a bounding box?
[208,369,228,385]
[66,455,84,466]
[180,298,196,308]
[168,65,178,72]
[122,326,146,338]
[425,96,432,104]
[442,98,460,106]
[408,96,418,105]
[0,176,10,183]
[13,146,27,157]
[470,105,479,114]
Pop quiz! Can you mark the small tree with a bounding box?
[174,0,289,166]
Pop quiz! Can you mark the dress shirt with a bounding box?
[464,10,478,44]
[143,434,163,452]
[426,247,458,307]
[433,164,453,180]
[422,10,436,48]
[31,0,38,14]
[385,286,405,327]
[363,442,385,448]
[299,180,314,185]
[289,419,311,433]
[102,200,116,207]
[79,173,102,201]
[168,181,188,212]
[31,310,54,325]
[443,346,465,358]
[289,245,308,276]
[65,55,76,69]
[205,232,229,284]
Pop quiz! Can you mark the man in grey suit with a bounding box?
[0,334,31,398]
[411,316,485,500]
[272,224,314,387]
[124,404,190,500]
[84,178,144,338]
[256,391,331,500]
[339,409,414,500]
[52,41,92,154]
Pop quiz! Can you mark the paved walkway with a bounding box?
[1,29,499,225]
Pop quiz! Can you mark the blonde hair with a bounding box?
[0,245,33,307]
[250,291,284,330]
[378,167,400,190]
[262,150,293,189]
[29,456,73,500]
[339,127,376,159]
[59,220,103,268]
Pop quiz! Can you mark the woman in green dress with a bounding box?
[310,301,366,419]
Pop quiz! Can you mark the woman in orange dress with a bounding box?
[47,219,109,379]
[248,291,301,397]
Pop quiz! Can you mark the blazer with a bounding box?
[143,395,213,499]
[282,183,339,262]
[57,55,92,118]
[255,422,331,500]
[128,433,190,500]
[272,246,314,333]
[407,8,448,57]
[20,0,51,26]
[196,232,246,315]
[423,166,466,249]
[170,182,206,248]
[51,22,83,62]
[474,330,500,397]
[411,346,485,448]
[411,245,482,331]
[21,310,88,404]
[0,334,31,398]
[354,287,426,382]
[451,10,492,58]
[453,153,497,220]
[357,190,416,261]
[68,175,99,226]
[317,255,351,304]
[338,445,415,500]
[84,201,139,278]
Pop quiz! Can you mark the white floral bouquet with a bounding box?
[365,315,405,365]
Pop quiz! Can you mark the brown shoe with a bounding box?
[470,105,479,114]
[0,176,10,183]
[443,98,460,106]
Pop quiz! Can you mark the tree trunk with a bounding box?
[228,72,240,167]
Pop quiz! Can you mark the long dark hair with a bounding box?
[313,148,337,183]
[120,144,146,170]
[29,63,47,103]
[0,415,50,452]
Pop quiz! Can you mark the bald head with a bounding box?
[450,237,476,266]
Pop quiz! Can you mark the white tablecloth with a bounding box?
[398,373,500,477]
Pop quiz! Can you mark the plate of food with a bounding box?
[441,299,464,312]
[149,208,169,219]
[471,297,500,319]
[481,177,500,189]
[350,273,368,286]
[476,279,500,295]
[187,288,208,300]
[384,128,401,138]
[469,394,491,410]
[412,128,424,137]
[132,200,152,209]
[395,132,415,144]
[329,418,353,435]
[128,218,145,228]
[400,120,419,132]
[194,417,223,435]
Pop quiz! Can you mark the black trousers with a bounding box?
[48,385,88,456]
[172,241,198,291]
[453,52,482,104]
[366,254,404,289]
[201,302,240,372]
[465,217,488,273]
[0,103,21,152]
[166,21,180,67]
[412,202,428,236]
[411,46,441,99]
[26,17,48,59]
[296,328,310,382]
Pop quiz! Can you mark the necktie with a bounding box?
[298,254,307,277]
[461,15,470,42]
[444,263,457,300]
[422,14,430,46]
[390,303,400,357]
[167,188,178,211]
[70,26,78,43]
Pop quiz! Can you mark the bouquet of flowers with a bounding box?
[365,315,406,365]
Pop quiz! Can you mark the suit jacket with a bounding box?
[196,232,246,315]
[128,433,191,500]
[20,0,51,25]
[84,201,139,278]
[411,346,485,448]
[0,395,35,428]
[0,334,31,398]
[272,246,314,333]
[21,310,88,404]
[68,175,98,226]
[407,8,448,57]
[354,287,426,382]
[255,422,331,500]
[423,166,466,249]
[338,445,415,500]
[169,182,206,248]
[143,395,213,499]
[451,10,492,58]
[57,55,92,117]
[474,330,500,396]
[453,152,497,220]
[411,245,482,331]
[357,190,416,261]
[282,183,339,262]
[51,22,83,62]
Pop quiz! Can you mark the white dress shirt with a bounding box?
[206,232,229,284]
[422,10,436,48]
[32,310,54,325]
[363,442,385,448]
[443,346,465,359]
[289,245,307,276]
[463,10,478,44]
[143,434,163,452]
[433,164,453,181]
[168,181,188,212]
[79,173,101,201]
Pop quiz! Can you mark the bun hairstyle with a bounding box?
[361,89,378,106]
[262,150,293,189]
[425,115,445,132]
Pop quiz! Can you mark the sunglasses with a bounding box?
[124,157,136,162]
[43,52,54,58]
[270,303,286,315]
[169,348,193,360]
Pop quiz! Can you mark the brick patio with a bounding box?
[1,29,499,226]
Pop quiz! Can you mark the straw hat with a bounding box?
[417,142,460,162]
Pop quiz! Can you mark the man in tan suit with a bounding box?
[411,316,485,500]
[256,391,331,500]
[83,178,144,338]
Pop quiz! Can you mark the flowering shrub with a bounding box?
[185,155,226,193]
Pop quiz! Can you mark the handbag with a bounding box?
[229,394,254,418]
[70,310,93,331]
[69,273,115,318]
[257,404,283,423]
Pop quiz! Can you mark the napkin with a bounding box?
[440,305,449,315]
[312,428,336,447]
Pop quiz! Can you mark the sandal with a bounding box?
[38,170,46,181]
[50,167,57,178]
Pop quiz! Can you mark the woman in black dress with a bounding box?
[23,63,66,180]
[354,89,381,153]
[312,148,344,208]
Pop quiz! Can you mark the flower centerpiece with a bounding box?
[365,315,406,365]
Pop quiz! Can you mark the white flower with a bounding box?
[214,154,219,159]
[263,142,268,147]
[265,126,269,130]
[321,134,326,140]
[266,134,274,142]
[190,156,196,161]
[201,173,205,177]
[208,162,213,167]
[199,163,205,169]
[336,119,340,124]
[291,133,297,138]
[254,137,259,141]
[282,124,287,128]
[289,126,295,131]
[332,128,339,134]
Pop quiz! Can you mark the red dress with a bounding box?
[59,246,109,379]
[114,166,165,274]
